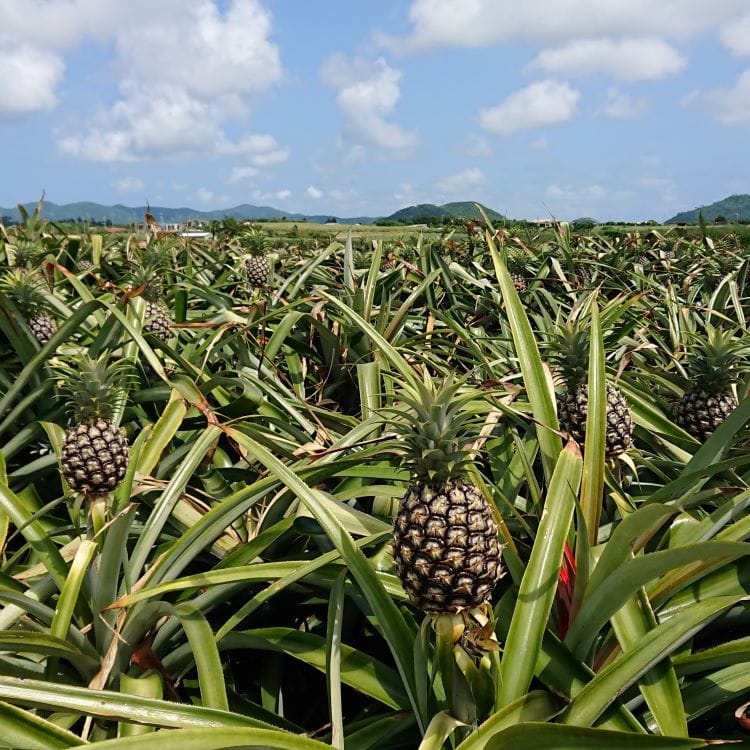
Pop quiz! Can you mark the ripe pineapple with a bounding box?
[144,297,171,343]
[391,378,503,614]
[675,327,746,442]
[548,321,634,458]
[126,249,172,342]
[242,227,271,288]
[51,355,131,496]
[0,269,58,344]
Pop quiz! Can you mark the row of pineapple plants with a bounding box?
[0,203,749,747]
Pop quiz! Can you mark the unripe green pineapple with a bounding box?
[0,269,58,344]
[548,320,633,458]
[675,326,747,442]
[391,377,503,614]
[51,355,132,496]
[507,248,528,292]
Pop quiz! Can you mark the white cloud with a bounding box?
[436,168,487,197]
[528,38,685,81]
[306,186,323,199]
[465,134,493,157]
[531,136,549,150]
[252,188,293,204]
[195,187,217,204]
[115,0,281,98]
[480,80,580,135]
[320,54,418,152]
[0,44,64,117]
[546,184,607,201]
[54,1,286,163]
[0,0,124,49]
[702,70,750,126]
[229,166,261,183]
[380,0,749,51]
[598,88,649,118]
[113,176,145,193]
[59,84,222,161]
[721,14,750,56]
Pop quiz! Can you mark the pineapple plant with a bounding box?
[548,320,634,458]
[390,377,503,614]
[242,227,271,288]
[52,354,132,496]
[675,326,747,442]
[143,282,172,343]
[0,268,58,344]
[507,248,528,292]
[126,247,172,343]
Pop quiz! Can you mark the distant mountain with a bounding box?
[0,201,321,225]
[666,194,750,224]
[385,201,505,222]
[0,199,506,226]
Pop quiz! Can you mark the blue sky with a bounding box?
[2,0,750,221]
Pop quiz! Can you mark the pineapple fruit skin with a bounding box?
[392,481,502,614]
[676,388,737,442]
[244,255,270,288]
[145,300,171,343]
[559,381,634,458]
[61,418,129,495]
[29,314,57,344]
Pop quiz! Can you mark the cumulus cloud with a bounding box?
[528,38,685,80]
[229,166,261,183]
[720,14,750,56]
[480,80,580,135]
[320,54,418,152]
[380,0,749,51]
[702,70,750,126]
[0,44,64,117]
[115,0,281,98]
[306,186,323,199]
[598,88,649,118]
[113,176,145,193]
[54,0,286,163]
[436,168,487,197]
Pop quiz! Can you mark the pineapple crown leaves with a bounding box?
[124,245,170,301]
[242,227,270,257]
[545,319,591,388]
[0,268,50,314]
[684,325,749,389]
[50,354,134,424]
[387,375,486,485]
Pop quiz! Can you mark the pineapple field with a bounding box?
[2,199,750,749]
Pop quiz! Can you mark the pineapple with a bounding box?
[391,378,503,614]
[52,355,131,496]
[548,321,634,458]
[126,248,172,342]
[675,327,746,442]
[143,293,172,343]
[0,269,58,344]
[242,227,271,288]
[507,248,528,292]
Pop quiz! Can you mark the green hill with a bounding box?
[0,199,506,226]
[666,194,750,224]
[386,201,504,223]
[441,202,505,221]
